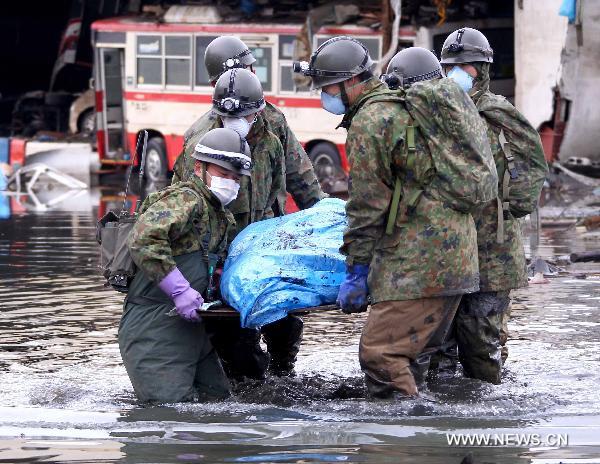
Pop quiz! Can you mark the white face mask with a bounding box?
[222,117,252,138]
[207,173,240,206]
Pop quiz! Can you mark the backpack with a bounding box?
[403,78,498,214]
[477,93,548,220]
[97,210,137,293]
[97,186,204,293]
[342,79,498,231]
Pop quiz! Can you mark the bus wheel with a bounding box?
[77,109,96,137]
[144,138,168,182]
[308,142,341,184]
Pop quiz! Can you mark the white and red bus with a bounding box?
[92,7,396,182]
[91,8,513,182]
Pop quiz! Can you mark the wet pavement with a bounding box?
[1,186,600,463]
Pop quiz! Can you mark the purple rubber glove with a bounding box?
[336,264,370,314]
[159,267,203,322]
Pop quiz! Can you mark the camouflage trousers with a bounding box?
[359,295,461,398]
[430,291,511,384]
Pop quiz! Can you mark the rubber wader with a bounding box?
[118,250,231,403]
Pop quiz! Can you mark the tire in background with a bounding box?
[308,142,341,185]
[144,137,168,182]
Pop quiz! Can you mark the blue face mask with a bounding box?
[321,91,347,115]
[447,66,474,93]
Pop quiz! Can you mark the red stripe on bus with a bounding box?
[123,91,323,108]
[265,96,323,108]
[95,91,104,113]
[124,91,213,104]
[92,18,379,36]
[104,131,348,176]
[96,130,106,159]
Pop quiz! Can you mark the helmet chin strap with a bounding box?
[339,81,350,109]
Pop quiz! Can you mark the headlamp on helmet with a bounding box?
[440,27,494,64]
[380,73,403,90]
[212,68,265,115]
[223,49,253,72]
[292,36,374,90]
[292,60,311,75]
[220,97,239,112]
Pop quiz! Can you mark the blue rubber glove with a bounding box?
[159,267,203,322]
[336,264,370,314]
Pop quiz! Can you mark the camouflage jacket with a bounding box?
[340,80,479,302]
[173,113,286,238]
[179,102,326,209]
[469,66,530,291]
[128,176,234,283]
[261,102,326,208]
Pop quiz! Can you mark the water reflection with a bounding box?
[1,185,600,463]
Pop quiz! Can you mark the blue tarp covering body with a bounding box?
[221,198,347,328]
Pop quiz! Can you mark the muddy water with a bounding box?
[1,190,600,463]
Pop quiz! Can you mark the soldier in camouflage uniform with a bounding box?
[439,27,546,383]
[295,38,480,398]
[175,68,286,237]
[118,128,250,403]
[173,35,325,209]
[174,67,303,379]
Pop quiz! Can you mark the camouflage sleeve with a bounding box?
[128,190,199,283]
[268,138,287,218]
[340,109,400,266]
[281,123,327,209]
[171,151,185,184]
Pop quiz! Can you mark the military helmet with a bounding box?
[212,68,266,117]
[383,47,442,89]
[440,27,493,64]
[193,128,252,177]
[205,36,256,83]
[292,36,374,90]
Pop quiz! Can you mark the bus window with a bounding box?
[249,46,272,92]
[165,36,191,87]
[195,35,218,86]
[279,35,295,60]
[359,37,381,61]
[278,35,307,93]
[137,35,162,85]
[280,65,294,92]
[316,36,381,61]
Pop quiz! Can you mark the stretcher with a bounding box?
[168,301,339,318]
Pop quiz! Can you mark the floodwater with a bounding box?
[1,186,600,463]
